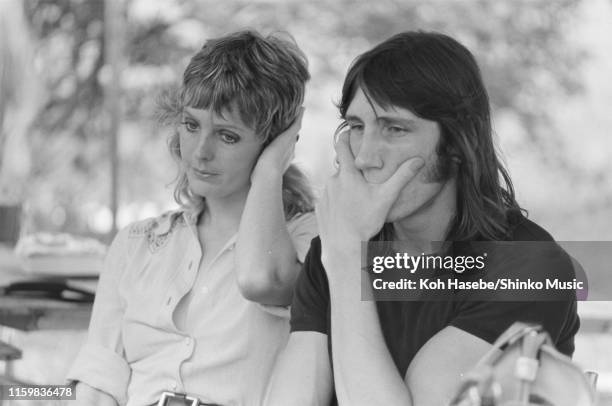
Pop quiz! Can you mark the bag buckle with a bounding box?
[157,391,199,406]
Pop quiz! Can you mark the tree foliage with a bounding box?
[22,0,586,234]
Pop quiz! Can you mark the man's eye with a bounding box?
[220,132,239,144]
[348,123,364,132]
[181,121,198,133]
[384,125,408,136]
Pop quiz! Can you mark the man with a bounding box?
[266,31,579,406]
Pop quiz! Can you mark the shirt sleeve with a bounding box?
[66,227,131,405]
[286,211,318,263]
[290,237,330,335]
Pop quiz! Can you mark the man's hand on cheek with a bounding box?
[316,131,424,268]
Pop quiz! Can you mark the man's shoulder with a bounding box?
[506,210,554,242]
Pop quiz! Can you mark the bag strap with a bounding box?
[475,323,544,369]
[450,323,549,406]
[516,329,548,404]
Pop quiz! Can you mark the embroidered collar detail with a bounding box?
[128,208,199,253]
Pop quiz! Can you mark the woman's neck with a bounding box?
[198,189,248,233]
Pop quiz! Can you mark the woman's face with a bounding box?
[179,106,263,203]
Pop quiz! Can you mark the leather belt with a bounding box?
[156,391,222,406]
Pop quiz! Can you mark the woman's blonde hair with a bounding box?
[159,30,314,219]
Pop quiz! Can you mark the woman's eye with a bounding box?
[220,132,239,144]
[181,121,198,133]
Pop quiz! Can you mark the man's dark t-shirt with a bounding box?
[290,213,580,403]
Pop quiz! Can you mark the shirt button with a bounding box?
[201,286,209,294]
[185,337,192,345]
[171,381,177,390]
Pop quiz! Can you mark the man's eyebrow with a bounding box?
[344,115,363,122]
[377,115,417,127]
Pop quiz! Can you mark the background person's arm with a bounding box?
[265,332,333,406]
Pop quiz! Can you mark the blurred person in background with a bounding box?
[67,30,316,406]
[266,31,579,406]
[0,0,42,245]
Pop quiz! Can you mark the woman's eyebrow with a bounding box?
[182,110,199,122]
[213,123,246,132]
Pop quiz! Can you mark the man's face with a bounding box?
[345,88,454,224]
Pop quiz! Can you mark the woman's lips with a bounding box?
[191,167,219,179]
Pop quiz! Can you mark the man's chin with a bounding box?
[385,204,407,224]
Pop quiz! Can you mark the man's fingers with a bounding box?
[382,157,425,197]
[334,130,358,174]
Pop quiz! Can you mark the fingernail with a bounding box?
[409,158,425,171]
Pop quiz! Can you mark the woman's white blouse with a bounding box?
[66,209,317,406]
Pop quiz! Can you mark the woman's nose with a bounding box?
[194,132,216,161]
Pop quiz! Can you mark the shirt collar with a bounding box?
[152,207,199,236]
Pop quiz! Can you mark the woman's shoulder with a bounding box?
[114,209,195,254]
[125,209,191,238]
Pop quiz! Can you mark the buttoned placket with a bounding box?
[159,214,202,393]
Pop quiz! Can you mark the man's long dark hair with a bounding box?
[338,31,522,241]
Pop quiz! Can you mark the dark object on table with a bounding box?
[2,280,95,303]
[0,204,21,247]
[0,340,21,361]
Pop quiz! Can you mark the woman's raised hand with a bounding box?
[252,107,304,180]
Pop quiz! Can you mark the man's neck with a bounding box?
[392,180,456,251]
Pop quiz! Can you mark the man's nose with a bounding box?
[195,132,216,161]
[353,131,384,171]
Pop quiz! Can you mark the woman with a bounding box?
[67,30,316,406]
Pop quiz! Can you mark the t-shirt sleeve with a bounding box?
[290,237,330,335]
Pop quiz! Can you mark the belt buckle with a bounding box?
[158,391,199,406]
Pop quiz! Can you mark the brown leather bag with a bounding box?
[450,323,597,406]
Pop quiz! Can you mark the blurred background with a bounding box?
[1,0,611,403]
[1,0,610,240]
